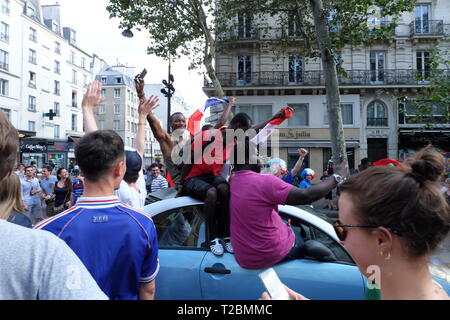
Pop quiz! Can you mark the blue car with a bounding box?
[144,196,450,300]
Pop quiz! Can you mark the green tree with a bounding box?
[107,0,227,98]
[217,0,416,163]
[398,48,450,129]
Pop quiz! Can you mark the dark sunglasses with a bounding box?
[333,220,402,241]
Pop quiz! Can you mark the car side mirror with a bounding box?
[303,240,337,262]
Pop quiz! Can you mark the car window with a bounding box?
[153,205,207,250]
[280,212,355,265]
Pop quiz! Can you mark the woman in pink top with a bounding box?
[229,139,348,269]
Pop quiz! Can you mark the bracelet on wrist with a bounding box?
[137,122,146,126]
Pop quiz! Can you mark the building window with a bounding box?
[288,104,309,126]
[54,102,60,116]
[98,104,105,114]
[29,49,37,64]
[81,57,86,69]
[114,88,121,99]
[288,55,303,83]
[114,104,120,114]
[72,91,77,107]
[29,27,37,41]
[101,88,106,97]
[370,52,385,83]
[238,12,252,38]
[398,100,448,124]
[83,75,88,87]
[0,49,8,70]
[237,56,252,84]
[367,101,387,126]
[28,96,36,111]
[324,103,354,125]
[28,121,35,132]
[54,124,60,138]
[70,51,75,64]
[113,120,120,130]
[71,114,77,131]
[1,0,10,14]
[72,70,77,84]
[28,71,36,88]
[232,104,272,126]
[98,120,105,130]
[101,77,107,84]
[54,80,60,95]
[52,22,59,33]
[54,60,60,74]
[416,51,431,81]
[26,4,36,18]
[0,78,8,96]
[0,22,9,42]
[116,77,122,84]
[55,41,61,54]
[288,12,301,37]
[414,5,431,34]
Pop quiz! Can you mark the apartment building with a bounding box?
[204,1,450,178]
[94,65,159,165]
[0,0,105,169]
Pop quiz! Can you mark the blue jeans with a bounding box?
[278,228,305,263]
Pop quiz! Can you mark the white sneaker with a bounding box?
[223,237,234,254]
[210,238,224,256]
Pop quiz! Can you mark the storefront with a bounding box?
[269,128,360,183]
[19,138,69,169]
[398,130,450,175]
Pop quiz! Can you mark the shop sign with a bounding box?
[279,129,311,139]
[20,142,47,152]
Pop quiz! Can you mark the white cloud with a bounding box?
[41,0,207,111]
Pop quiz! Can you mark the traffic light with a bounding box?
[161,75,175,98]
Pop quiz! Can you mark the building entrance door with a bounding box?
[367,138,387,162]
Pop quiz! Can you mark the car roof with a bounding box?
[143,196,339,242]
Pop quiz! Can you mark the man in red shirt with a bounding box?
[181,106,289,256]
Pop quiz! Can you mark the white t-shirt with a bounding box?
[116,172,147,210]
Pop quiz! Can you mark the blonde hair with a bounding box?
[0,173,25,220]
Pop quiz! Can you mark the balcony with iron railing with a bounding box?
[367,118,388,127]
[203,69,450,88]
[410,20,444,37]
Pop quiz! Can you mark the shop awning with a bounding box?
[18,130,36,138]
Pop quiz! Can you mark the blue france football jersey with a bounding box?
[34,196,159,300]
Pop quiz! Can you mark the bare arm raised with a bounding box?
[136,95,159,165]
[82,81,104,133]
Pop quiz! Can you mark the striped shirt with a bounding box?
[151,175,169,193]
[34,196,159,300]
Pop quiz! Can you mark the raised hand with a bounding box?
[82,81,104,109]
[138,95,159,118]
[228,97,236,105]
[298,148,308,158]
[134,74,145,96]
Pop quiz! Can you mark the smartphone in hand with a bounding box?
[259,268,290,300]
[140,68,147,79]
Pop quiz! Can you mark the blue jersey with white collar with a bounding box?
[34,196,159,300]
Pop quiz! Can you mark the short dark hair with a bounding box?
[43,165,53,172]
[340,150,450,258]
[229,112,252,130]
[169,112,185,124]
[150,163,160,169]
[75,130,125,182]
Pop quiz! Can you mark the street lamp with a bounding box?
[121,29,134,38]
[161,56,175,132]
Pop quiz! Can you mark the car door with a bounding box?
[152,205,208,300]
[199,212,366,300]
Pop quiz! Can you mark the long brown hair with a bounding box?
[0,173,25,220]
[339,150,450,258]
[56,168,73,194]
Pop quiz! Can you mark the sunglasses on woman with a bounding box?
[333,220,402,241]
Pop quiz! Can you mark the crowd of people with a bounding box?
[0,73,449,300]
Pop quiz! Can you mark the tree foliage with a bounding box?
[107,0,227,96]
